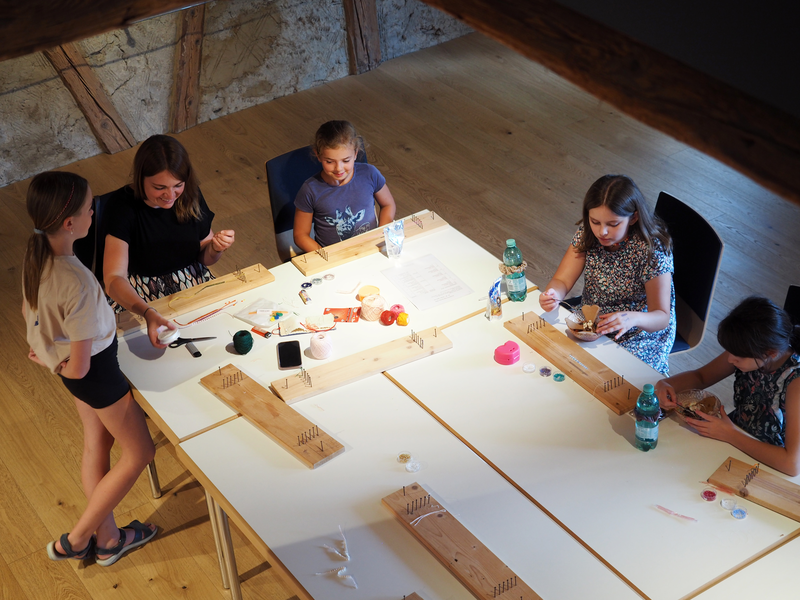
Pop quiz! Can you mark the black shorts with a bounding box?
[59,336,131,409]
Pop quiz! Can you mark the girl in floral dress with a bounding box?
[539,174,675,375]
[656,297,800,476]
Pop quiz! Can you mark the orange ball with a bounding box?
[396,312,409,326]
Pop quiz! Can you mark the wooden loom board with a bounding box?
[404,594,426,600]
[290,211,449,276]
[504,313,640,415]
[708,457,800,522]
[271,327,452,405]
[200,364,344,469]
[382,483,541,600]
[116,264,274,336]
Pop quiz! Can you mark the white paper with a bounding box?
[381,254,473,311]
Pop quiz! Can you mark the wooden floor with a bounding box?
[0,32,798,600]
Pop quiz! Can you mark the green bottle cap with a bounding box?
[506,239,516,246]
[643,383,655,394]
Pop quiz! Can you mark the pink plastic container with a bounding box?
[494,341,520,365]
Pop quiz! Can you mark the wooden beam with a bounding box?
[342,0,381,75]
[419,0,800,206]
[43,43,136,154]
[170,3,205,133]
[0,1,206,62]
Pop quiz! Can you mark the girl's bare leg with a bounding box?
[57,391,155,554]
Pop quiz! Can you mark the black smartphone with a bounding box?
[277,340,302,369]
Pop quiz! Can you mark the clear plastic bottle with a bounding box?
[634,383,660,451]
[503,239,527,302]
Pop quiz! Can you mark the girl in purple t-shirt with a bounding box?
[294,120,396,251]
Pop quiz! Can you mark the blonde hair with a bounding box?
[23,172,89,311]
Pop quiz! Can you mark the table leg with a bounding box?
[205,490,231,590]
[214,497,243,600]
[145,459,162,499]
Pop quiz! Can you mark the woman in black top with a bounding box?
[104,135,235,347]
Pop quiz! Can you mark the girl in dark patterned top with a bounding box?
[656,297,800,476]
[539,174,675,374]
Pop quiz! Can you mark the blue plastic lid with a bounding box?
[506,239,516,246]
[643,383,655,394]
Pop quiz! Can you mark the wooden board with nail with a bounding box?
[116,263,275,336]
[708,456,800,522]
[382,483,541,600]
[200,364,344,469]
[271,327,452,405]
[291,211,449,276]
[504,313,640,415]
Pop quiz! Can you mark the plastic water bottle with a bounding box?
[503,239,527,302]
[634,383,660,451]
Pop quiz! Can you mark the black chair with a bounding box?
[785,285,800,326]
[655,191,724,354]
[265,146,367,262]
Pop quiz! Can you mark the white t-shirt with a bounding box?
[25,255,116,374]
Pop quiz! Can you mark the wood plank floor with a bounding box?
[0,32,798,600]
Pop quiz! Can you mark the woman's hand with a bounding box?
[144,308,177,348]
[539,288,560,312]
[654,379,678,410]
[684,406,736,443]
[596,311,638,338]
[211,229,235,253]
[28,348,47,367]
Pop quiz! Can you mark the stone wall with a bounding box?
[0,0,471,187]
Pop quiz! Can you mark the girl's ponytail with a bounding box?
[22,172,89,312]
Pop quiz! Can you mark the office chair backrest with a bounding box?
[265,146,367,262]
[785,285,800,326]
[73,191,113,286]
[655,191,724,354]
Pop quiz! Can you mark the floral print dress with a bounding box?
[572,226,676,375]
[730,354,800,446]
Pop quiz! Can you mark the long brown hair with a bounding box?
[23,172,89,311]
[575,174,672,258]
[131,135,201,223]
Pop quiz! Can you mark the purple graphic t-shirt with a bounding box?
[294,163,386,247]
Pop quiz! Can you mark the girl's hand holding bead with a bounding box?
[654,379,678,409]
[539,288,560,312]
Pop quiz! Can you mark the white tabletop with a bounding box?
[179,375,642,600]
[386,290,800,600]
[118,222,528,442]
[694,535,800,600]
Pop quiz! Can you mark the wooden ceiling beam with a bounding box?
[43,43,136,154]
[420,0,800,205]
[0,1,206,61]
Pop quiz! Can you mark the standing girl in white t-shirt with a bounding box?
[23,172,157,566]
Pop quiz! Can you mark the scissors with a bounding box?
[169,336,216,358]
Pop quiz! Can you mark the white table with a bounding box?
[118,221,522,444]
[178,375,643,600]
[386,290,800,600]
